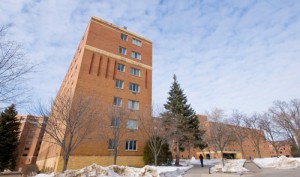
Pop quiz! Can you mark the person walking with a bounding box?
[199,154,204,167]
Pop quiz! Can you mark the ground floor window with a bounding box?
[125,140,137,150]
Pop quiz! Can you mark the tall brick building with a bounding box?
[36,16,152,172]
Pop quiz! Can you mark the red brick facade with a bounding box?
[36,16,152,172]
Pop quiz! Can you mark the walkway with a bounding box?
[184,160,260,177]
[243,160,261,172]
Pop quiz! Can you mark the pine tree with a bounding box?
[162,75,205,166]
[0,104,20,171]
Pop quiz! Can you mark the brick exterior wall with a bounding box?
[16,115,47,171]
[180,115,291,160]
[36,16,152,172]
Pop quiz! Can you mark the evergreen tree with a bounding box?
[143,137,173,166]
[162,75,205,166]
[0,104,20,171]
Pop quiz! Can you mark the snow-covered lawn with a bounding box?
[34,163,192,177]
[253,156,300,169]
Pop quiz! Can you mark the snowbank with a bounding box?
[254,156,300,169]
[210,159,249,173]
[34,164,192,177]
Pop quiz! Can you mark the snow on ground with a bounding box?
[190,157,221,166]
[35,173,54,177]
[253,156,300,169]
[34,164,192,177]
[210,159,249,173]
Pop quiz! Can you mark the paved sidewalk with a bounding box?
[183,164,243,177]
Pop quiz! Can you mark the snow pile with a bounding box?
[155,166,192,177]
[34,164,192,177]
[210,159,249,173]
[62,164,157,177]
[254,156,300,169]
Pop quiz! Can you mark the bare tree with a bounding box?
[0,26,34,106]
[97,105,134,165]
[258,113,284,157]
[36,94,100,172]
[137,106,169,166]
[229,110,247,159]
[269,99,300,152]
[206,108,235,165]
[244,113,265,158]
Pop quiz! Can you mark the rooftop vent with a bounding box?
[123,26,127,30]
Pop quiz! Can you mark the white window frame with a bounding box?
[117,63,125,72]
[129,83,139,93]
[126,119,138,130]
[125,140,137,150]
[121,33,128,41]
[113,97,122,107]
[115,79,124,89]
[119,46,127,55]
[130,67,140,77]
[128,100,139,110]
[132,38,141,46]
[131,51,141,60]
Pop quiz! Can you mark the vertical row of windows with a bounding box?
[120,33,142,60]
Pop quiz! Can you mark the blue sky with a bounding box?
[1,0,300,115]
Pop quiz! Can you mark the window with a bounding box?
[111,117,120,127]
[108,139,117,149]
[129,83,139,93]
[121,33,128,41]
[126,120,138,130]
[115,79,124,89]
[24,147,30,151]
[131,51,141,60]
[22,154,28,157]
[130,67,140,76]
[128,100,139,110]
[119,47,126,55]
[113,97,122,107]
[117,63,125,72]
[125,140,137,150]
[132,38,141,46]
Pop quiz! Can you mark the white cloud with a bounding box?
[1,0,300,115]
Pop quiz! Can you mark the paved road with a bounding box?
[184,160,300,177]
